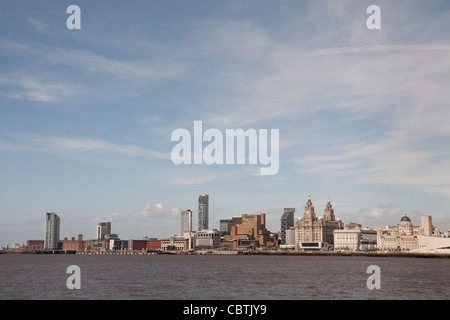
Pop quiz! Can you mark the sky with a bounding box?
[1,0,450,247]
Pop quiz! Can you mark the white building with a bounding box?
[280,227,296,249]
[334,228,377,251]
[195,229,221,249]
[183,231,196,251]
[334,229,361,251]
[411,236,450,254]
[161,235,189,251]
[377,213,443,252]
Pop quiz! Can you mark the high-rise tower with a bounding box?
[44,212,60,250]
[181,209,193,235]
[421,215,433,236]
[198,194,209,231]
[97,222,111,240]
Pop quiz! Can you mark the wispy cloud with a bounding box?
[0,38,186,102]
[0,134,169,160]
[28,18,47,33]
[0,73,78,102]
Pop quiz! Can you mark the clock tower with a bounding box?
[303,195,316,220]
[324,199,336,221]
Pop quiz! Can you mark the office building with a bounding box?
[377,213,419,251]
[334,229,361,251]
[195,229,221,249]
[198,194,209,231]
[162,235,191,251]
[181,209,193,235]
[334,227,378,251]
[421,215,433,236]
[286,227,296,246]
[219,219,232,236]
[377,213,442,251]
[44,212,60,250]
[295,197,344,251]
[281,208,295,245]
[97,222,111,240]
[224,213,272,247]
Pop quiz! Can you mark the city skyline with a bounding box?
[7,194,449,248]
[1,1,450,247]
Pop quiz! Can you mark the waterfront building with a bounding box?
[110,239,129,251]
[281,208,295,245]
[198,194,209,231]
[44,212,60,250]
[224,213,272,247]
[195,229,221,249]
[295,197,344,251]
[146,239,162,251]
[377,213,442,252]
[181,209,193,235]
[222,237,260,250]
[420,215,441,237]
[183,231,196,250]
[129,239,148,251]
[97,222,111,240]
[421,215,433,236]
[334,226,378,251]
[361,229,378,251]
[334,229,361,251]
[285,227,296,246]
[91,240,109,250]
[219,219,232,236]
[413,235,450,254]
[26,240,44,250]
[162,235,191,251]
[62,234,85,251]
[377,213,419,251]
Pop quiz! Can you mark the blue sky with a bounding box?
[1,0,450,246]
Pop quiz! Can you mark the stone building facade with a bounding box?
[377,213,423,251]
[295,197,343,251]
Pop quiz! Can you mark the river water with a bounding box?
[0,254,448,300]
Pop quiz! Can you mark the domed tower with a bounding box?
[398,212,413,235]
[303,195,316,220]
[324,199,336,222]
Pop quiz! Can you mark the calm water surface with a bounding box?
[0,254,448,300]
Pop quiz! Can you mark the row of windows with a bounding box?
[197,233,220,239]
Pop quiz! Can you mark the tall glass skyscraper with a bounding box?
[198,194,209,231]
[181,209,193,235]
[44,212,60,250]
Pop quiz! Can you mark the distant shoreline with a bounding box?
[240,250,450,259]
[1,249,449,259]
